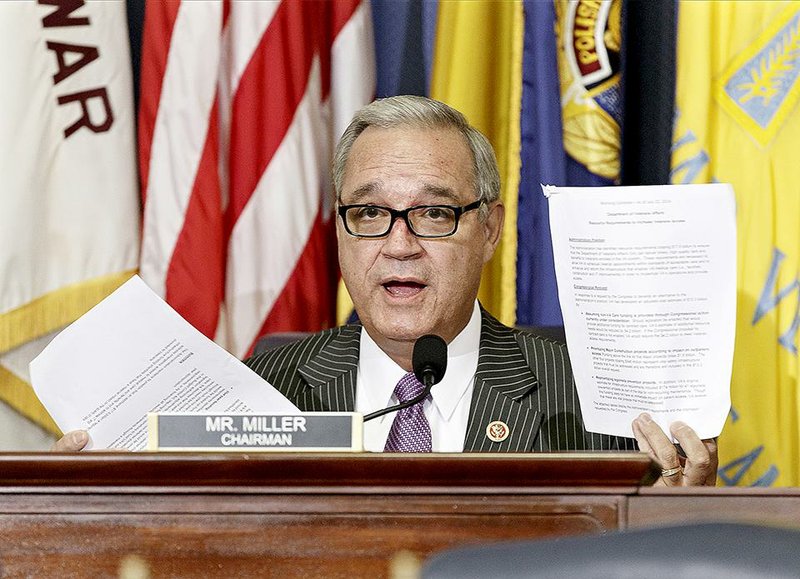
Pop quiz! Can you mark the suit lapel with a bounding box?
[296,326,360,412]
[286,315,547,451]
[463,312,544,452]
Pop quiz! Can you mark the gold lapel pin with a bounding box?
[486,420,509,443]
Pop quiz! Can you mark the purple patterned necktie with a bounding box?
[384,371,432,452]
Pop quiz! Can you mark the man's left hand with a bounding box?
[632,413,718,486]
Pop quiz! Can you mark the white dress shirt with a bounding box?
[356,302,481,452]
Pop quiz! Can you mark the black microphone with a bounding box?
[363,334,448,422]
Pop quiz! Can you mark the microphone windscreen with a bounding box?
[412,334,448,385]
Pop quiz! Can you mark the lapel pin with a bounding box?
[486,420,509,443]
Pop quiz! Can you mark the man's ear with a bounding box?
[482,201,505,263]
[334,210,344,243]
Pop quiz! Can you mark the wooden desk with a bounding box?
[0,453,797,578]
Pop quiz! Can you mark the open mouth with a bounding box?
[382,280,427,297]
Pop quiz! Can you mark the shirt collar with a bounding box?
[358,301,481,419]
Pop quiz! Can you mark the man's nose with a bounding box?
[381,215,422,258]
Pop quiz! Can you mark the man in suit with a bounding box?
[245,95,715,485]
[55,96,717,486]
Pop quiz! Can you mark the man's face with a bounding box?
[337,125,504,348]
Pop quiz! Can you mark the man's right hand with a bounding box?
[51,430,90,451]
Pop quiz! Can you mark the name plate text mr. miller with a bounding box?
[147,413,363,452]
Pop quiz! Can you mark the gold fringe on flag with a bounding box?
[0,365,61,436]
[0,270,136,435]
[0,270,137,353]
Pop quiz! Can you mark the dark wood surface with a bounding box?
[1,453,798,578]
[0,451,658,488]
[0,452,650,577]
[0,495,625,578]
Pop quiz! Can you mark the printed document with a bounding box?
[544,183,735,439]
[30,276,298,450]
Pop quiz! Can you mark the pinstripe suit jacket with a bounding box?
[244,310,636,452]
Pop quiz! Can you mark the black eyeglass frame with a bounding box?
[336,199,484,239]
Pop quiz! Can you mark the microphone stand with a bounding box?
[363,371,435,422]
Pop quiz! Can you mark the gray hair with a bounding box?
[332,95,501,217]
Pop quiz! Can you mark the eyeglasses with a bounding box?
[337,200,483,238]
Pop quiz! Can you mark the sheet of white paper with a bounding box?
[30,276,298,450]
[544,183,735,439]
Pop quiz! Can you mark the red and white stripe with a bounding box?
[139,0,375,358]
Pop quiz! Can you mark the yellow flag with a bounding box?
[429,0,524,326]
[671,1,800,485]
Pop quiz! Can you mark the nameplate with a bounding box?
[146,413,363,452]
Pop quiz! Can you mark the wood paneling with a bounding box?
[0,452,650,577]
[6,454,800,577]
[628,487,800,530]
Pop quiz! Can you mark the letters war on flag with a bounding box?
[0,0,139,435]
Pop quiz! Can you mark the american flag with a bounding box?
[138,0,375,358]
